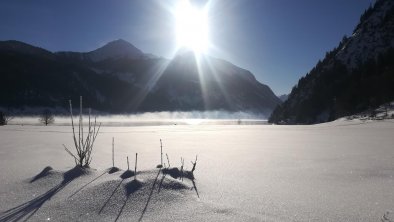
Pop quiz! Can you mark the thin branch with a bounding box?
[135,153,138,180]
[63,144,78,166]
[191,155,198,173]
[166,153,171,168]
[112,137,115,168]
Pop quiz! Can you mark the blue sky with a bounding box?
[0,0,374,95]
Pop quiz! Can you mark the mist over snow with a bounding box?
[6,110,267,126]
[121,110,267,120]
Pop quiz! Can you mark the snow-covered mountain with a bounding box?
[336,0,394,68]
[0,40,280,115]
[269,0,394,124]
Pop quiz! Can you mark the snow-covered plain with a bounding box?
[0,119,394,221]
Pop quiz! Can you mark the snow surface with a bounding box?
[0,119,394,221]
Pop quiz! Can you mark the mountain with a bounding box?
[136,51,281,114]
[278,94,288,102]
[0,40,133,112]
[0,40,280,116]
[269,0,394,124]
[0,40,54,59]
[87,39,144,62]
[56,39,145,62]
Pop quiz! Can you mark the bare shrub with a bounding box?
[0,112,5,125]
[0,111,13,125]
[63,97,101,167]
[39,109,55,126]
[162,155,198,180]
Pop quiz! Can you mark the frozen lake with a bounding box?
[0,119,393,221]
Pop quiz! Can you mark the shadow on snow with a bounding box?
[0,166,88,222]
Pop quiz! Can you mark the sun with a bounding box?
[175,0,209,54]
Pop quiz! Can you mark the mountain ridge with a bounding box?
[55,39,149,63]
[0,39,280,116]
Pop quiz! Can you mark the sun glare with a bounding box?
[175,0,209,53]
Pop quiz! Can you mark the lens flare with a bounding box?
[175,0,209,53]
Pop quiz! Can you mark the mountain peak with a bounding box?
[87,39,144,62]
[105,39,134,47]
